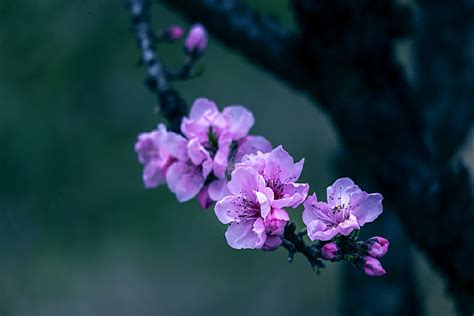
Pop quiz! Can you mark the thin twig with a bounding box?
[128,0,187,131]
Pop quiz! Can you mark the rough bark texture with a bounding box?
[128,0,188,131]
[160,0,474,314]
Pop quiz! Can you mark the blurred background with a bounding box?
[0,1,472,315]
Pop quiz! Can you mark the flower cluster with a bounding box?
[135,96,389,277]
[135,98,271,206]
[302,177,383,241]
[215,146,309,250]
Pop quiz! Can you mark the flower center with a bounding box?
[331,204,350,224]
[266,179,284,199]
[235,195,260,220]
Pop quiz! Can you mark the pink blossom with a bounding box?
[365,236,389,258]
[134,124,174,188]
[164,136,213,203]
[303,178,383,241]
[215,146,308,250]
[234,136,273,163]
[363,256,386,276]
[184,23,208,56]
[321,242,339,260]
[180,98,255,145]
[237,146,309,209]
[136,98,270,206]
[179,98,270,204]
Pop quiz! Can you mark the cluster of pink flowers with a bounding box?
[135,97,388,276]
[135,98,271,206]
[215,146,309,250]
[302,177,383,241]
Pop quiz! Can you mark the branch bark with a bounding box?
[128,0,187,131]
[160,0,474,313]
[415,0,474,161]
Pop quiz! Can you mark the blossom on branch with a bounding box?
[135,98,271,205]
[215,146,309,250]
[184,23,208,57]
[302,178,383,241]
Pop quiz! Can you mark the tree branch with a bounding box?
[161,0,474,313]
[128,0,187,131]
[415,0,474,161]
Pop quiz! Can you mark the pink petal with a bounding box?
[264,208,289,235]
[351,193,383,226]
[181,118,209,143]
[302,193,334,225]
[264,146,301,183]
[208,179,231,201]
[291,158,305,181]
[189,98,218,120]
[187,138,209,165]
[337,214,360,236]
[272,182,309,209]
[262,235,283,251]
[235,136,272,163]
[213,133,232,179]
[201,156,213,179]
[326,177,361,208]
[307,220,339,241]
[135,131,160,164]
[252,217,267,248]
[166,162,204,202]
[222,106,255,140]
[215,195,241,224]
[302,193,319,225]
[227,167,262,198]
[255,191,272,219]
[142,160,167,188]
[237,151,268,175]
[161,131,188,159]
[225,219,266,249]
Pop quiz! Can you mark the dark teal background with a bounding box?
[0,1,465,315]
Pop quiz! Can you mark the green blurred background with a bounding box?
[0,1,470,315]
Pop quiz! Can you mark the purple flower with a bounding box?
[215,146,309,250]
[164,136,213,203]
[178,98,271,204]
[134,124,174,189]
[365,236,389,258]
[135,98,271,206]
[237,146,309,209]
[363,256,386,276]
[302,178,383,241]
[321,242,339,260]
[184,23,208,56]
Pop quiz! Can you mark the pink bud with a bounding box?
[363,256,386,276]
[165,25,184,41]
[198,186,213,209]
[366,236,389,258]
[322,242,339,260]
[184,23,208,56]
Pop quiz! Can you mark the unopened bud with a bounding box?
[184,23,208,57]
[321,242,339,260]
[364,236,389,258]
[363,256,386,277]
